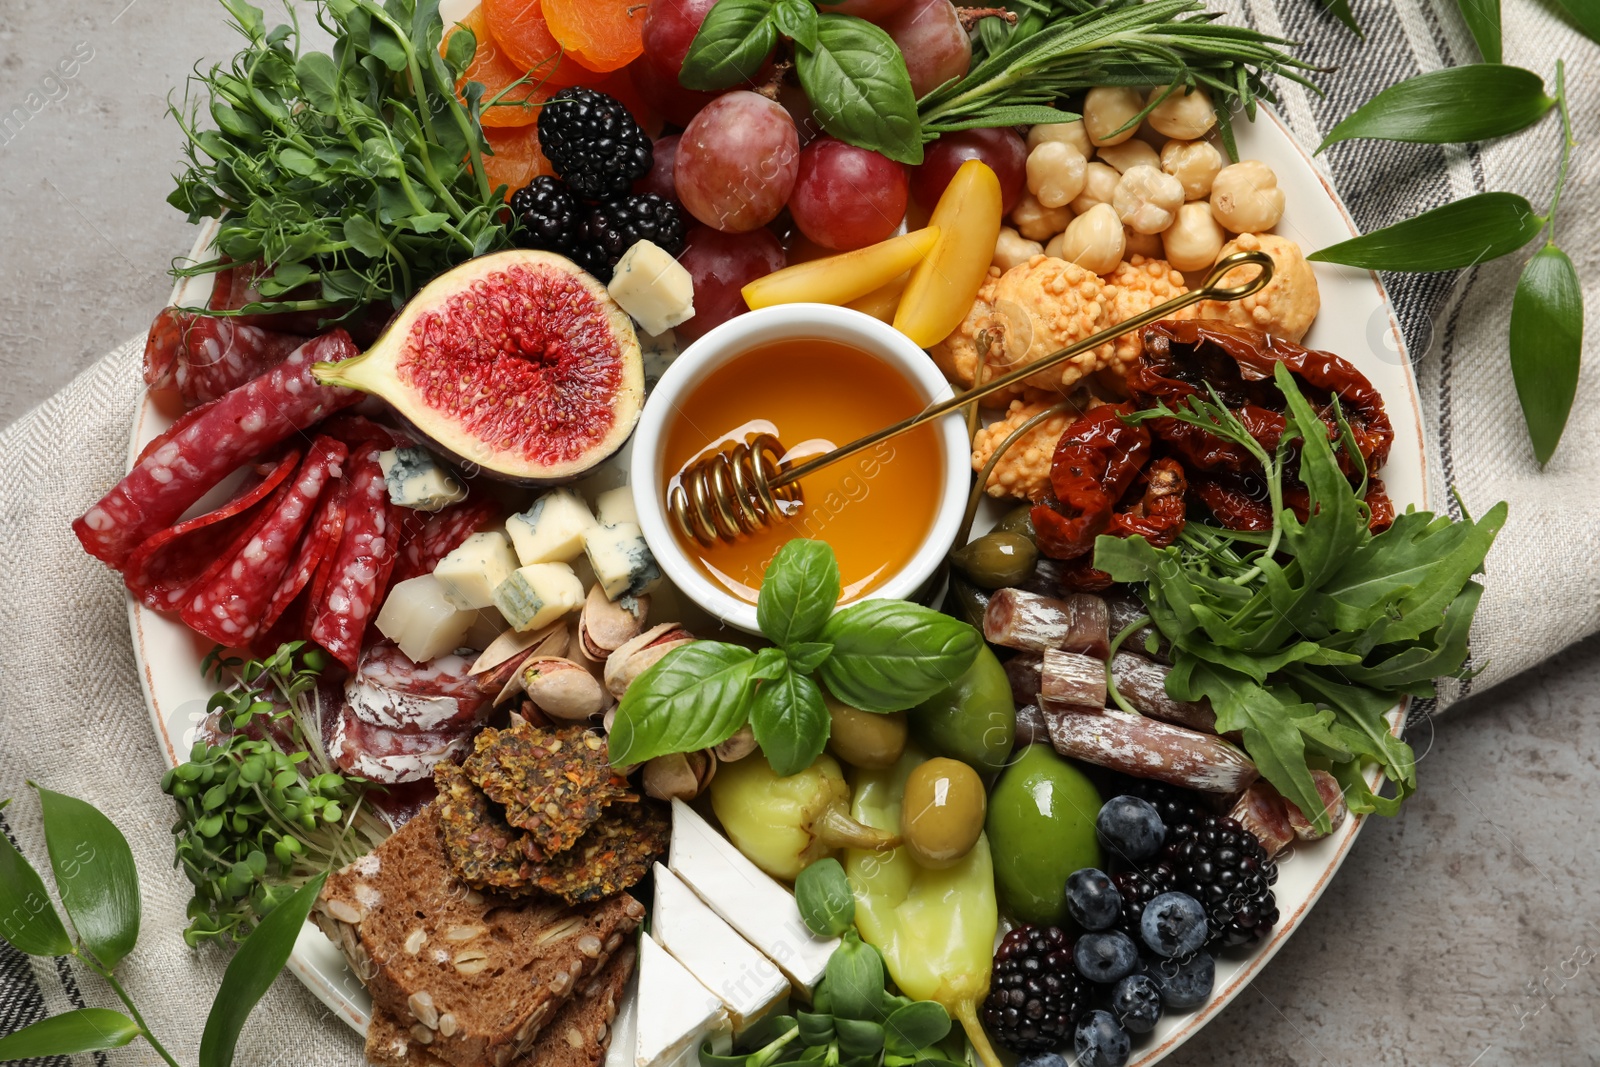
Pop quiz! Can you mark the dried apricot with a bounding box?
[543,0,646,73]
[482,0,596,87]
[481,124,555,198]
[447,6,547,127]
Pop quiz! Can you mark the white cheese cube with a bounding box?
[433,531,519,610]
[377,447,467,512]
[668,799,839,990]
[635,933,728,1067]
[608,240,695,336]
[595,485,640,526]
[506,489,598,565]
[492,562,584,632]
[652,865,788,1033]
[584,522,662,600]
[375,575,476,662]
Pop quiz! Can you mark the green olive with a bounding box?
[826,696,907,769]
[950,531,1038,590]
[900,757,987,869]
[910,644,1016,773]
[986,744,1103,925]
[995,504,1038,544]
[942,575,990,630]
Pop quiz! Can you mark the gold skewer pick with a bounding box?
[669,249,1275,547]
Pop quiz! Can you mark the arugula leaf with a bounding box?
[795,15,923,165]
[608,643,768,766]
[750,670,830,776]
[1337,581,1484,691]
[680,0,777,91]
[818,601,981,712]
[758,539,842,649]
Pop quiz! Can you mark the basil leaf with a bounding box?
[33,786,140,970]
[758,539,841,648]
[787,641,834,674]
[608,642,760,765]
[1456,0,1502,62]
[199,873,327,1067]
[753,645,791,681]
[773,0,819,50]
[796,15,922,165]
[680,0,776,91]
[0,1008,140,1059]
[0,801,72,957]
[1318,65,1553,151]
[1317,0,1361,34]
[818,601,982,713]
[1307,191,1544,271]
[883,1001,951,1055]
[794,857,855,938]
[1511,243,1584,463]
[749,670,830,776]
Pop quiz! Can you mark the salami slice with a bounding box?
[75,330,361,570]
[259,459,350,636]
[391,493,506,585]
[310,443,398,671]
[179,437,349,645]
[345,641,491,734]
[316,413,409,450]
[122,451,302,611]
[142,307,306,409]
[327,704,474,784]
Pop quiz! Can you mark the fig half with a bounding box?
[313,250,644,485]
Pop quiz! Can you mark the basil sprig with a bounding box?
[608,540,981,775]
[678,0,923,164]
[0,789,319,1066]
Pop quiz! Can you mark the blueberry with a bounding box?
[1143,951,1215,1010]
[1015,1054,1070,1067]
[1096,796,1166,861]
[1140,891,1208,958]
[1073,1009,1131,1067]
[1065,868,1121,931]
[1073,931,1139,984]
[1110,974,1163,1034]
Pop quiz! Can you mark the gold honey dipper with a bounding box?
[669,249,1274,547]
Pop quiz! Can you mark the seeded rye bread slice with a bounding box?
[312,805,644,1067]
[364,941,637,1067]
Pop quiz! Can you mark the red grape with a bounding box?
[637,0,774,126]
[911,127,1027,214]
[777,82,827,147]
[818,0,914,20]
[676,92,800,233]
[634,133,681,201]
[676,225,787,341]
[877,0,971,98]
[788,138,909,250]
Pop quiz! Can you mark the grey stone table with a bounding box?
[2,1,1596,1063]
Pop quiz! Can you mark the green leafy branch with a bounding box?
[1306,3,1584,464]
[608,540,982,776]
[0,790,322,1066]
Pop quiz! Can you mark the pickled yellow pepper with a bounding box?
[844,749,1002,1067]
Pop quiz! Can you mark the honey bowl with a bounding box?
[630,305,970,634]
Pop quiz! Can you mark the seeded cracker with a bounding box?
[531,798,670,905]
[434,760,537,892]
[464,722,633,856]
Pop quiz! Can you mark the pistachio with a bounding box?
[642,750,716,801]
[480,624,573,705]
[470,619,568,676]
[453,948,491,975]
[520,657,608,721]
[713,724,758,763]
[603,623,694,699]
[578,584,650,661]
[408,992,439,1030]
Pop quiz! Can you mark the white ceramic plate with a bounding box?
[127,105,1426,1061]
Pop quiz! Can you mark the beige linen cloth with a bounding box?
[0,0,1594,1063]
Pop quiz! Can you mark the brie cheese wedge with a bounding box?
[634,932,728,1067]
[651,864,788,1032]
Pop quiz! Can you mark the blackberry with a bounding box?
[537,87,652,199]
[1123,779,1210,839]
[982,925,1093,1054]
[576,193,686,278]
[1109,863,1174,944]
[510,176,581,254]
[1160,815,1279,950]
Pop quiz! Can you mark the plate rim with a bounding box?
[125,103,1427,1060]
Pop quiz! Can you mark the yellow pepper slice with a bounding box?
[893,160,1003,348]
[742,227,941,310]
[846,748,1001,1067]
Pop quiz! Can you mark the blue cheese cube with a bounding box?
[506,488,598,565]
[433,531,519,610]
[608,240,695,336]
[596,485,640,526]
[377,447,468,511]
[492,562,584,632]
[584,522,662,600]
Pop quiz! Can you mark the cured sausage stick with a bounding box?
[1110,652,1218,734]
[1044,705,1259,794]
[983,589,1110,657]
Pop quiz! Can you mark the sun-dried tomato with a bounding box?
[1191,472,1275,532]
[1109,457,1188,546]
[1031,404,1152,559]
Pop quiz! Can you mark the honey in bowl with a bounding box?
[662,336,944,604]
